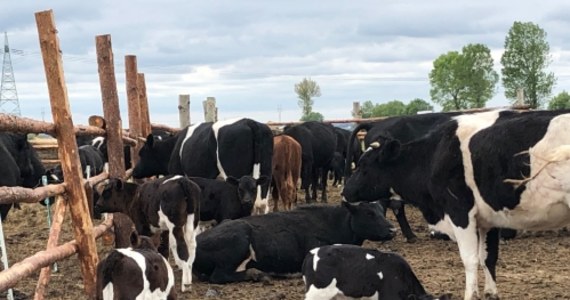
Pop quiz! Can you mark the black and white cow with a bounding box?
[283,121,337,203]
[345,112,462,242]
[192,201,395,284]
[96,231,176,300]
[189,175,269,229]
[132,118,273,215]
[47,145,106,182]
[94,175,201,292]
[0,133,45,220]
[303,244,450,300]
[343,109,570,300]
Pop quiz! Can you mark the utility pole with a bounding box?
[0,32,21,116]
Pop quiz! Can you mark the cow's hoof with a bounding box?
[181,283,192,293]
[405,236,418,243]
[484,293,499,300]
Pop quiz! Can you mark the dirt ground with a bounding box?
[2,186,570,300]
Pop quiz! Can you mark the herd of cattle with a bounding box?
[1,108,570,300]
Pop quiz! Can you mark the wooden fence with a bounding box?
[0,10,152,299]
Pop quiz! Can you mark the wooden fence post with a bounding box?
[178,94,190,128]
[125,55,142,167]
[137,73,151,137]
[203,96,217,122]
[352,101,362,119]
[35,10,98,298]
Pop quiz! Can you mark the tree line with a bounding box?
[293,21,569,121]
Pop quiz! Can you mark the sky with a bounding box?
[2,1,570,127]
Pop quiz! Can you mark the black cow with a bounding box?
[192,201,395,284]
[303,244,451,300]
[0,133,45,220]
[189,175,269,230]
[96,231,176,300]
[94,175,201,293]
[132,118,273,215]
[345,113,462,242]
[47,145,106,182]
[283,121,337,203]
[343,110,570,300]
[327,152,345,187]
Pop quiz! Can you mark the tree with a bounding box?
[361,100,375,118]
[429,44,498,111]
[405,98,433,115]
[548,91,570,110]
[501,21,556,108]
[372,100,407,117]
[295,77,321,119]
[301,111,324,122]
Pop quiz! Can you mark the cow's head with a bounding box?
[343,200,395,241]
[14,134,45,189]
[133,134,168,178]
[342,139,401,203]
[93,178,139,215]
[226,175,270,206]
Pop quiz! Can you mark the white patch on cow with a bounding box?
[377,271,383,280]
[184,213,197,290]
[252,163,261,179]
[91,136,105,149]
[312,248,320,272]
[212,118,243,179]
[389,187,402,201]
[236,244,257,272]
[158,208,193,292]
[302,275,306,285]
[50,174,59,182]
[179,123,200,159]
[116,248,174,299]
[102,283,114,300]
[196,219,217,235]
[428,216,457,241]
[365,253,375,260]
[304,279,341,300]
[163,175,183,184]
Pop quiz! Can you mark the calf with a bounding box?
[189,175,269,228]
[271,135,302,211]
[303,244,450,300]
[94,175,201,292]
[96,232,176,300]
[192,201,395,284]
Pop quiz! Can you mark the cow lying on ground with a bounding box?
[271,135,302,211]
[132,118,273,215]
[96,231,176,300]
[343,110,570,299]
[94,175,201,292]
[189,175,268,230]
[192,201,395,284]
[303,244,451,300]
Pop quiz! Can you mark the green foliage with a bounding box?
[405,98,433,115]
[372,100,407,117]
[361,98,434,117]
[548,91,570,110]
[501,21,556,108]
[295,77,321,119]
[301,111,324,122]
[429,44,498,111]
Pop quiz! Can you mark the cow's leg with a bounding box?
[310,168,319,202]
[166,224,191,292]
[479,227,499,300]
[390,200,417,243]
[183,214,198,288]
[450,215,480,300]
[158,231,170,259]
[272,179,280,212]
[320,168,328,203]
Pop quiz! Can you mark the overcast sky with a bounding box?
[2,1,570,127]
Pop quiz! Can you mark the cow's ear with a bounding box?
[378,140,401,163]
[226,176,239,186]
[145,134,154,148]
[256,175,269,186]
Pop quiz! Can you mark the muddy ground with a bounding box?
[2,186,570,299]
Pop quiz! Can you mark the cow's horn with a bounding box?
[370,141,381,148]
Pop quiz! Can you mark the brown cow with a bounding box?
[271,135,302,211]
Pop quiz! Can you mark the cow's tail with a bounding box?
[179,176,201,228]
[244,119,273,201]
[344,122,374,178]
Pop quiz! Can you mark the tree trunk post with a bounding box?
[178,94,190,128]
[352,101,362,119]
[137,73,151,138]
[35,10,98,298]
[203,97,217,122]
[125,55,142,167]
